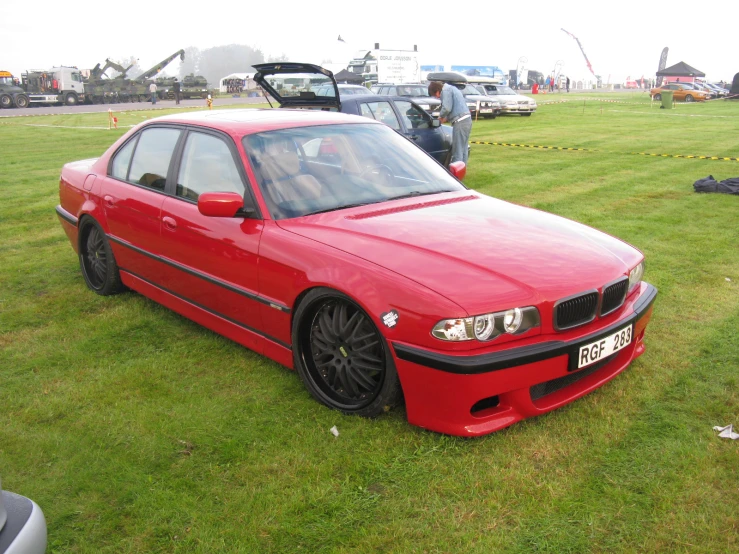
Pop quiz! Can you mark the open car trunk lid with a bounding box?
[252,62,341,110]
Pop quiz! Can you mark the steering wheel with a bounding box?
[359,164,396,187]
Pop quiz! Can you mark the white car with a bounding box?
[472,83,537,116]
[0,476,47,554]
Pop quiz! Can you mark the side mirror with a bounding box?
[448,161,466,180]
[431,118,440,128]
[198,192,250,217]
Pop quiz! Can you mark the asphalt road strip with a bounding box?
[471,141,739,162]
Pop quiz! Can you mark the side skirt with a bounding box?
[120,270,295,370]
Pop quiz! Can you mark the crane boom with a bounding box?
[134,49,185,82]
[561,29,595,76]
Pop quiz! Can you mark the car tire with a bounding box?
[78,218,125,296]
[14,94,29,108]
[65,92,78,106]
[292,288,402,418]
[521,113,532,117]
[0,94,12,109]
[653,93,661,101]
[685,94,694,102]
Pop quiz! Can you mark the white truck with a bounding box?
[21,66,86,106]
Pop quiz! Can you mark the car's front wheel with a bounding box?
[79,218,125,296]
[293,288,402,417]
[653,93,662,101]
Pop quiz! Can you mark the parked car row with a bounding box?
[315,73,537,120]
[649,83,711,102]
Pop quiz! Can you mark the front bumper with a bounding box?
[391,282,657,436]
[501,103,536,113]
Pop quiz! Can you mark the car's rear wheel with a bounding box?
[293,288,401,417]
[79,219,125,296]
[653,93,662,101]
[685,94,694,102]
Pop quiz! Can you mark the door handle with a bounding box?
[162,216,177,230]
[103,195,116,207]
[409,134,419,141]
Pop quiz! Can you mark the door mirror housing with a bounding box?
[431,118,440,128]
[198,192,254,218]
[448,161,466,180]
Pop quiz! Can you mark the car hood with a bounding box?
[277,192,640,315]
[497,93,534,102]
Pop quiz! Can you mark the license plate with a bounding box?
[480,109,493,113]
[577,325,632,369]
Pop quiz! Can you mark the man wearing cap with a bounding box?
[428,81,471,164]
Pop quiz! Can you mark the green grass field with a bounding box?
[1,92,738,553]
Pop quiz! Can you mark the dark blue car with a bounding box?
[253,63,465,167]
[339,94,455,166]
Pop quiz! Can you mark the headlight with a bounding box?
[432,306,540,342]
[628,261,645,292]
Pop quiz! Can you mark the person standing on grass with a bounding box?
[566,76,570,92]
[428,81,471,165]
[149,81,158,105]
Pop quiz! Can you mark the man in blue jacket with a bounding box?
[428,81,471,164]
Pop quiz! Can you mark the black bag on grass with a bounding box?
[693,175,739,195]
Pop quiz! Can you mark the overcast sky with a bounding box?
[2,1,737,83]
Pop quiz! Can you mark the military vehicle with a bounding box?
[82,49,185,104]
[0,70,29,108]
[181,73,210,99]
[2,50,185,108]
[155,76,178,100]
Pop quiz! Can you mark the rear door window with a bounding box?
[127,128,182,190]
[110,137,138,181]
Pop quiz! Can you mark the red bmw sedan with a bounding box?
[56,108,656,437]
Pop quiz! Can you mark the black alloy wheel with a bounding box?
[293,289,401,417]
[79,219,125,296]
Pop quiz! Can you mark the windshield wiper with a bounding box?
[386,190,455,201]
[303,201,378,216]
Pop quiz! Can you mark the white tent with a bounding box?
[219,73,258,93]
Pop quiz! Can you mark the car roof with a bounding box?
[144,108,379,135]
[342,94,425,104]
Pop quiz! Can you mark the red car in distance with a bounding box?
[56,101,656,436]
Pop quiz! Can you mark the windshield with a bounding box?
[0,76,14,85]
[243,123,466,220]
[461,85,481,96]
[396,86,429,97]
[340,86,371,95]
